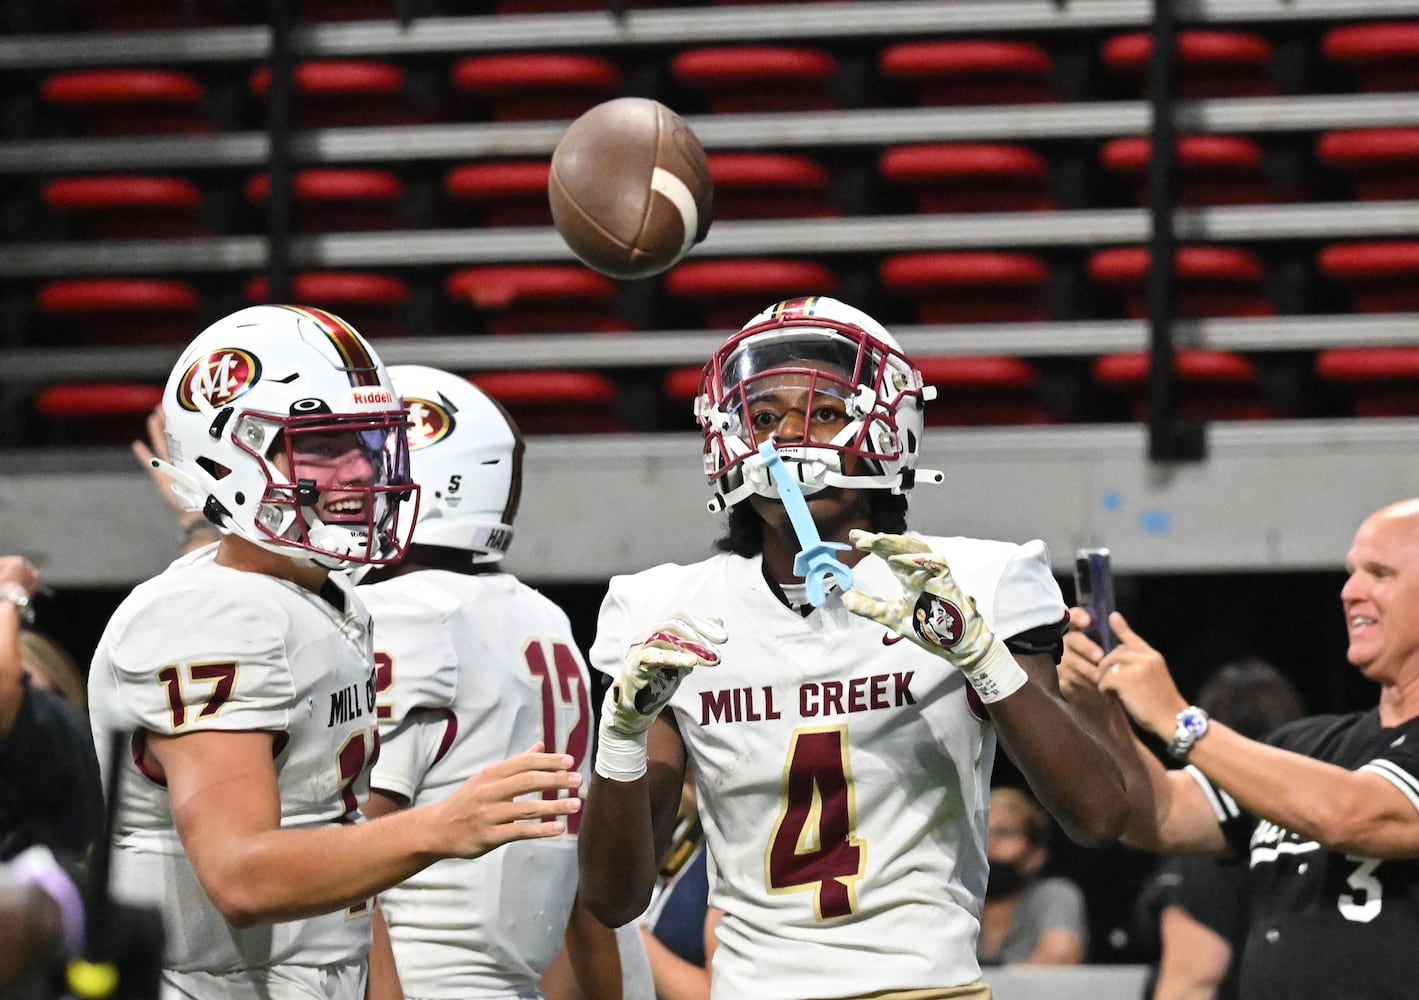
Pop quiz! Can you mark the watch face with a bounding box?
[1181,710,1209,736]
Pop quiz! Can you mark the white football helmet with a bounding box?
[696,295,942,511]
[157,304,420,570]
[390,364,523,562]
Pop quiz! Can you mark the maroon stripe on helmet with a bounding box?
[281,305,382,386]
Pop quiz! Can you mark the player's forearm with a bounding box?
[992,665,1128,845]
[196,807,440,926]
[1081,698,1185,853]
[578,773,660,927]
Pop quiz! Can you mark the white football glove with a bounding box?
[841,530,1028,703]
[595,613,727,781]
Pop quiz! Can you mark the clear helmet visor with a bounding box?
[720,327,882,396]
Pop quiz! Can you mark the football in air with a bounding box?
[548,97,714,280]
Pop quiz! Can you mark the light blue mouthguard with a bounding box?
[756,440,854,606]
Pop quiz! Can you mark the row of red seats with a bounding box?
[28,125,1419,242]
[29,24,1419,138]
[25,240,1419,345]
[30,346,1419,447]
[54,0,889,31]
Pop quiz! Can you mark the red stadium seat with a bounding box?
[1316,129,1419,201]
[914,355,1054,426]
[1317,242,1419,313]
[1315,347,1419,416]
[1100,30,1276,98]
[250,60,418,128]
[246,169,404,232]
[468,369,626,434]
[660,363,706,430]
[878,143,1055,213]
[450,53,621,122]
[879,251,1051,324]
[41,69,211,136]
[34,382,165,444]
[446,265,627,334]
[37,278,201,345]
[42,175,206,238]
[878,40,1057,106]
[445,161,553,227]
[670,46,839,113]
[706,153,837,219]
[1093,350,1276,421]
[1099,135,1271,207]
[1088,246,1273,319]
[1322,22,1419,93]
[245,272,411,340]
[664,259,837,330]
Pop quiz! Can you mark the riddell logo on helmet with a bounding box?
[177,349,261,411]
[350,388,395,408]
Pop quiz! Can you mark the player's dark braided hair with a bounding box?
[714,491,908,558]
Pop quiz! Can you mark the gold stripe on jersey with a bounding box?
[824,985,991,1000]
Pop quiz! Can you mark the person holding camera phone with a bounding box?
[1059,498,1419,1000]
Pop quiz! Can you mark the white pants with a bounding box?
[161,960,367,1000]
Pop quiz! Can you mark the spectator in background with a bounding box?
[1059,497,1419,1000]
[0,555,102,863]
[17,630,86,713]
[978,786,1088,966]
[1135,658,1305,1000]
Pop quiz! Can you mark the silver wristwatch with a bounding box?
[0,584,35,625]
[1167,705,1211,761]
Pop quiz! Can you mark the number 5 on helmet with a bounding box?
[594,613,727,782]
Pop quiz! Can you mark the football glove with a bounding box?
[841,530,1028,703]
[595,613,727,781]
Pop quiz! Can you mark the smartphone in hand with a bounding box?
[1073,548,1115,654]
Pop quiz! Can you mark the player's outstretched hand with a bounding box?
[605,613,727,738]
[595,614,726,782]
[842,530,1027,703]
[131,407,186,516]
[1094,611,1187,739]
[430,744,581,859]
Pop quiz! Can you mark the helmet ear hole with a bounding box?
[196,456,231,480]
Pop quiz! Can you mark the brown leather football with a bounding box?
[548,97,713,280]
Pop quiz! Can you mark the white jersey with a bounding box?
[88,545,380,977]
[591,534,1065,1000]
[361,569,591,1000]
